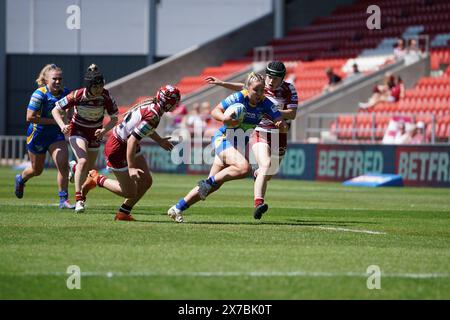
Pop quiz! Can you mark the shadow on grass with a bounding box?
[29,205,381,229]
[133,217,379,228]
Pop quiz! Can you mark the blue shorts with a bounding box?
[211,130,250,156]
[26,129,65,154]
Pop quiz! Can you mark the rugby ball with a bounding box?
[223,103,246,127]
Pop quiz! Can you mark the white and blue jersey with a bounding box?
[212,90,281,155]
[26,86,70,154]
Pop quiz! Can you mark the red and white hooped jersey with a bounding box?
[114,99,162,142]
[256,81,299,132]
[56,88,118,128]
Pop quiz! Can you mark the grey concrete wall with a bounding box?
[293,56,431,141]
[6,54,146,135]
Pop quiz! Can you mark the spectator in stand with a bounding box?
[384,38,408,65]
[393,38,407,60]
[200,101,222,138]
[359,72,402,109]
[394,121,412,144]
[344,63,363,83]
[410,121,426,144]
[199,101,211,123]
[323,67,342,93]
[406,38,422,56]
[181,102,204,136]
[165,102,187,133]
[388,76,405,103]
[352,63,361,75]
[404,38,423,64]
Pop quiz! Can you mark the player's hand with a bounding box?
[94,128,106,141]
[223,112,239,127]
[222,111,235,122]
[61,124,70,135]
[224,119,240,127]
[275,120,288,133]
[205,76,222,85]
[158,136,174,151]
[129,168,144,181]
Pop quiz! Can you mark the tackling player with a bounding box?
[167,72,288,223]
[78,85,179,221]
[205,61,298,219]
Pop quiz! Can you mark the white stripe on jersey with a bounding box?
[256,81,299,132]
[114,102,160,142]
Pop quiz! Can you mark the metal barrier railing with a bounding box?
[305,112,449,145]
[0,136,28,166]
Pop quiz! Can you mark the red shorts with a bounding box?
[104,134,142,171]
[250,130,287,157]
[69,122,101,150]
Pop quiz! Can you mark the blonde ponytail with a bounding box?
[123,97,157,119]
[35,64,62,87]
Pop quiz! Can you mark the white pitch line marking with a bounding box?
[313,226,387,235]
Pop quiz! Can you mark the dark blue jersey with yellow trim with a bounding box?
[219,90,281,134]
[27,86,70,136]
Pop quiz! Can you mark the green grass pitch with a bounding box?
[0,167,449,299]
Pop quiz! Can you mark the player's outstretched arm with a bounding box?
[273,116,289,133]
[278,108,297,120]
[149,132,174,151]
[103,114,118,133]
[205,76,244,91]
[95,115,118,141]
[51,106,70,134]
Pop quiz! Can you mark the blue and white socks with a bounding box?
[206,176,217,187]
[59,190,69,204]
[175,198,190,212]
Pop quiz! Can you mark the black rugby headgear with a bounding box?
[265,61,286,78]
[84,64,104,89]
